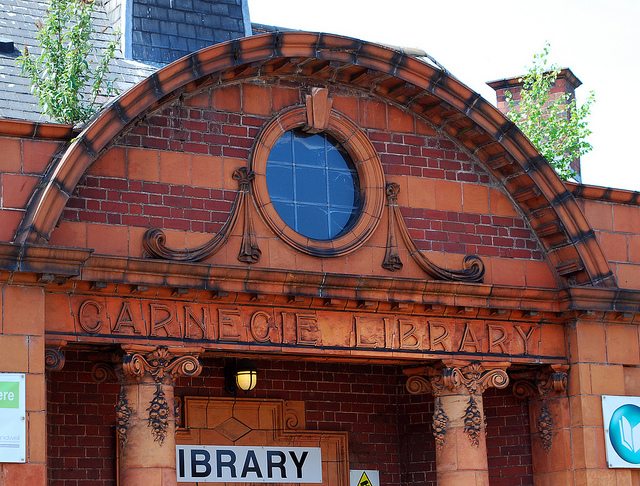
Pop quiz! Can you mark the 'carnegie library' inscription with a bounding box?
[59,297,565,359]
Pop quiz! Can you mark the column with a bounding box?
[115,345,202,486]
[406,360,509,486]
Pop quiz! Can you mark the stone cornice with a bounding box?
[0,242,92,278]
[2,246,640,317]
[0,118,77,140]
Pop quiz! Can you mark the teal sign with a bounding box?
[0,382,19,409]
[609,404,640,464]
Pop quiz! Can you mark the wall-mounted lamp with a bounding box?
[225,358,258,394]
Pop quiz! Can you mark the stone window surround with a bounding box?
[252,103,386,258]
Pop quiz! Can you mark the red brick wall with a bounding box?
[485,387,534,486]
[398,392,437,484]
[63,80,542,261]
[63,176,233,233]
[47,351,119,486]
[47,350,533,486]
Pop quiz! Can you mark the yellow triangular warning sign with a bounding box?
[357,472,372,486]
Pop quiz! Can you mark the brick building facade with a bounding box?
[1,10,640,486]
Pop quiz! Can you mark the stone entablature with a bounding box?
[46,293,566,365]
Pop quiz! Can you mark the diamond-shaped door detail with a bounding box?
[215,417,251,441]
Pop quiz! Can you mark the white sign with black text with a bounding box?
[176,445,322,483]
[0,373,26,463]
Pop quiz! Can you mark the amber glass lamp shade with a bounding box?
[234,359,258,392]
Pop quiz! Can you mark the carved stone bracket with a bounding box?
[121,345,203,384]
[511,365,568,452]
[142,167,260,263]
[511,365,569,400]
[382,182,485,282]
[45,340,67,371]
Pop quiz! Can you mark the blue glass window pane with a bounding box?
[329,210,354,237]
[272,201,295,228]
[266,129,361,241]
[295,167,327,204]
[326,144,351,169]
[269,131,292,162]
[266,164,293,201]
[296,205,330,240]
[293,132,324,166]
[327,170,357,207]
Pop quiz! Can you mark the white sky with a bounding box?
[248,0,640,191]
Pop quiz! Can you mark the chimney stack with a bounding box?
[487,68,583,181]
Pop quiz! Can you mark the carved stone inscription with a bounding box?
[62,297,563,361]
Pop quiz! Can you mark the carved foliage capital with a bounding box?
[406,362,509,396]
[512,366,568,400]
[122,346,203,385]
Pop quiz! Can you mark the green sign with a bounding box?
[0,382,19,408]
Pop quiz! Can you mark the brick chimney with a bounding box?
[487,68,583,181]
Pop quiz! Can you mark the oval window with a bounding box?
[266,129,361,241]
[251,105,385,257]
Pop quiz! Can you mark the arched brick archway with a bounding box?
[14,32,615,289]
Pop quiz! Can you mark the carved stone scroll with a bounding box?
[406,375,432,395]
[405,361,509,397]
[91,361,120,383]
[45,341,67,371]
[143,167,260,263]
[121,345,203,384]
[383,182,485,282]
[438,362,510,395]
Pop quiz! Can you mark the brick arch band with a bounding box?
[14,32,615,289]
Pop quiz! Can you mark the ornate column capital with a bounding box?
[120,345,203,385]
[405,361,510,396]
[512,364,569,400]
